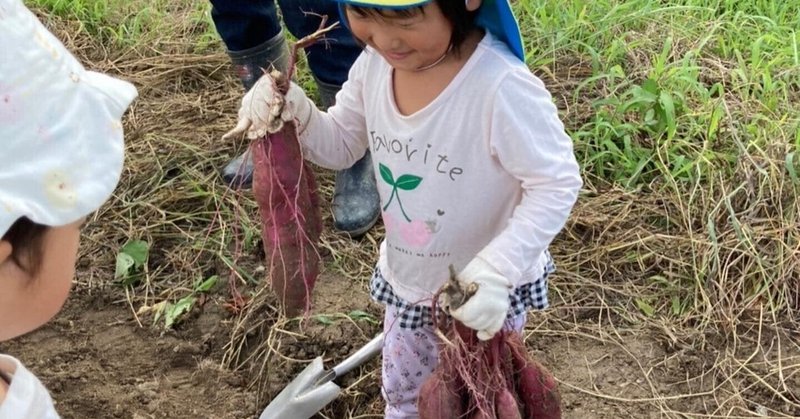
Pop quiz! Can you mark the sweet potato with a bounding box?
[422,275,561,419]
[506,333,562,419]
[249,21,335,316]
[251,118,320,316]
[469,409,497,419]
[418,368,465,419]
[495,387,523,419]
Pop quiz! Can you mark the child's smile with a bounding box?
[385,50,413,62]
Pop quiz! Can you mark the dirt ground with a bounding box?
[0,272,660,419]
[6,270,797,418]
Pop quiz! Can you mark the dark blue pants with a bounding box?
[209,0,361,86]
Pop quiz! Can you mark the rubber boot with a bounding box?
[316,78,380,238]
[221,32,290,189]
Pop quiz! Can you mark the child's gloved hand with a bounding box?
[449,257,512,341]
[222,72,313,141]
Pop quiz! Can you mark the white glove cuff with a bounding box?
[285,82,314,134]
[460,256,510,289]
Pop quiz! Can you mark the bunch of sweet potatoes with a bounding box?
[419,268,561,418]
[419,323,561,419]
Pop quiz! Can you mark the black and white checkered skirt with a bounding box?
[370,252,555,329]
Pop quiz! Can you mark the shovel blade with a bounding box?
[259,357,342,419]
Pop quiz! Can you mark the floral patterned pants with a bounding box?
[380,304,527,418]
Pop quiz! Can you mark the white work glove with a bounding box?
[222,71,314,141]
[449,257,512,341]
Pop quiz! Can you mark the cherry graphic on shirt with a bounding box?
[382,212,433,247]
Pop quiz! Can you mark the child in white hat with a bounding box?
[0,0,137,416]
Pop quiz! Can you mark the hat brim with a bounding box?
[333,0,525,61]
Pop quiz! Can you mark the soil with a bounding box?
[1,259,663,419]
[1,272,385,419]
[3,272,750,419]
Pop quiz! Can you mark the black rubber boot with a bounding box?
[221,32,289,189]
[317,78,381,238]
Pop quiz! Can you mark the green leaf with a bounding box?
[395,174,423,191]
[348,310,378,324]
[659,91,677,139]
[315,315,334,325]
[121,240,149,269]
[635,298,655,317]
[787,152,799,185]
[642,78,660,96]
[379,163,395,186]
[195,275,219,293]
[671,296,682,316]
[707,104,723,140]
[622,89,655,113]
[165,296,197,329]
[115,253,135,280]
[707,216,718,245]
[642,108,655,125]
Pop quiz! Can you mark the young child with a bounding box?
[0,0,137,415]
[223,0,582,416]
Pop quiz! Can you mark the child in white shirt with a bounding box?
[223,0,582,416]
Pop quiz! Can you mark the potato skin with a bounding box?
[418,369,465,419]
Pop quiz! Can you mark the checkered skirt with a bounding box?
[370,252,555,329]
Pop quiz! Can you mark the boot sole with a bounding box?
[335,212,380,238]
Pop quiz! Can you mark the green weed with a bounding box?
[115,239,149,286]
[153,275,219,329]
[516,0,799,325]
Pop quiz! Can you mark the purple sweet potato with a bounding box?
[495,387,523,419]
[469,409,496,419]
[251,117,320,316]
[249,21,337,316]
[425,272,562,419]
[506,333,562,419]
[418,368,465,419]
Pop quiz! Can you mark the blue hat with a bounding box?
[333,0,525,62]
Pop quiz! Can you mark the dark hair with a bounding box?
[2,217,48,276]
[345,0,479,54]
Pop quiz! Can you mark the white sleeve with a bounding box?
[0,355,60,419]
[477,71,582,285]
[298,52,370,171]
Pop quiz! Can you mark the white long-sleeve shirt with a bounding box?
[0,355,60,419]
[301,33,582,304]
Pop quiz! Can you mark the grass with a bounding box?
[28,0,800,416]
[28,0,218,50]
[514,0,799,323]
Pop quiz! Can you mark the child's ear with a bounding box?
[0,241,12,265]
[465,0,482,12]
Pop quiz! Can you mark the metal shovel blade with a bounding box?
[259,333,384,419]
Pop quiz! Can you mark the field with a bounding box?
[3,0,799,417]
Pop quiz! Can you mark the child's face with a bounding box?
[0,219,83,341]
[346,2,454,72]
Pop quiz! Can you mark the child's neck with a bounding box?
[392,29,484,116]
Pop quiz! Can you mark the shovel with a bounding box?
[258,332,384,419]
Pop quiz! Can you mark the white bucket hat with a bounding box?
[0,0,138,236]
